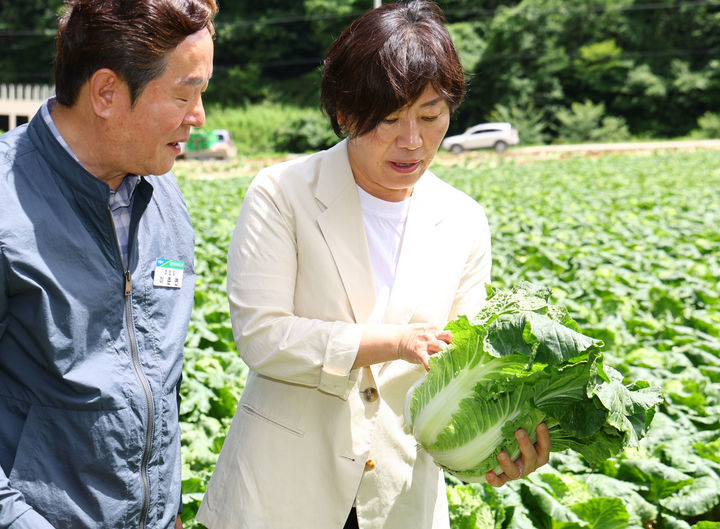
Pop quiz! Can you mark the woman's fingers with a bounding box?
[427,337,449,354]
[436,329,452,344]
[397,325,452,368]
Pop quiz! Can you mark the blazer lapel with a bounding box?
[315,141,376,324]
[384,173,443,324]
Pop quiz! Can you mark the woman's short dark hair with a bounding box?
[320,0,465,138]
[54,0,218,107]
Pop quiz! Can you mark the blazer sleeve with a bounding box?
[226,171,363,399]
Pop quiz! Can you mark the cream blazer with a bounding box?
[197,139,492,529]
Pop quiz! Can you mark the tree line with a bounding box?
[2,0,719,142]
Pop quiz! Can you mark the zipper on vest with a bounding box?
[109,208,153,529]
[125,272,154,529]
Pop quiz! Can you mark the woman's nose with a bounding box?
[396,119,422,150]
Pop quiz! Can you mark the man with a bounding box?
[0,0,216,527]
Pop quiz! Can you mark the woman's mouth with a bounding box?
[390,160,421,173]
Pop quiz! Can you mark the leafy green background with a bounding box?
[174,148,720,528]
[4,0,720,144]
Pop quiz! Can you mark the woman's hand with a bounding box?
[354,323,452,370]
[396,324,452,370]
[485,423,552,487]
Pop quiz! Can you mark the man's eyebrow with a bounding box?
[177,73,213,86]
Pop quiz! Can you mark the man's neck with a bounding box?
[50,101,127,190]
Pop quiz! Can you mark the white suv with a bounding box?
[441,122,519,153]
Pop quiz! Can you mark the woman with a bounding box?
[197,2,550,528]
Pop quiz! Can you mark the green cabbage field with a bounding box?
[175,148,720,528]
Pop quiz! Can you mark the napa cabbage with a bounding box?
[403,282,663,483]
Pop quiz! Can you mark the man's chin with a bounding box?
[148,157,177,176]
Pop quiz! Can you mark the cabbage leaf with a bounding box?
[403,282,663,482]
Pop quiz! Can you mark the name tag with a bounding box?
[153,259,184,289]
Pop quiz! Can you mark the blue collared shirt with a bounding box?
[41,98,139,269]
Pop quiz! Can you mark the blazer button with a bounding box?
[362,387,378,402]
[364,459,376,471]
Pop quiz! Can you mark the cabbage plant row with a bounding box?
[175,149,720,528]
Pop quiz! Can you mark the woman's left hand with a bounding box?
[485,423,551,487]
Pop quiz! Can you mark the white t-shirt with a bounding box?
[357,185,411,324]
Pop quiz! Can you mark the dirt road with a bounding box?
[513,138,720,155]
[435,138,720,164]
[178,138,720,179]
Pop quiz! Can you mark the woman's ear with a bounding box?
[336,112,352,137]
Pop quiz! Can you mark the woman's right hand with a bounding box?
[354,323,452,370]
[396,324,452,370]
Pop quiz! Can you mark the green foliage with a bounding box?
[488,103,548,145]
[0,0,62,84]
[202,102,340,155]
[455,0,720,138]
[204,64,265,106]
[576,39,624,69]
[555,100,631,143]
[671,59,711,96]
[691,112,720,139]
[573,39,635,106]
[302,0,367,52]
[210,2,324,83]
[447,21,485,75]
[203,102,325,155]
[624,64,668,100]
[274,108,340,153]
[594,115,632,142]
[447,480,505,529]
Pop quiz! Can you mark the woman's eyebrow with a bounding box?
[420,97,445,108]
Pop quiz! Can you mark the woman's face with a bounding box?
[346,84,450,202]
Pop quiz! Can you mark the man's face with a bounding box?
[112,28,214,177]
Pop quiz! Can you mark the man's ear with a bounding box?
[88,69,127,118]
